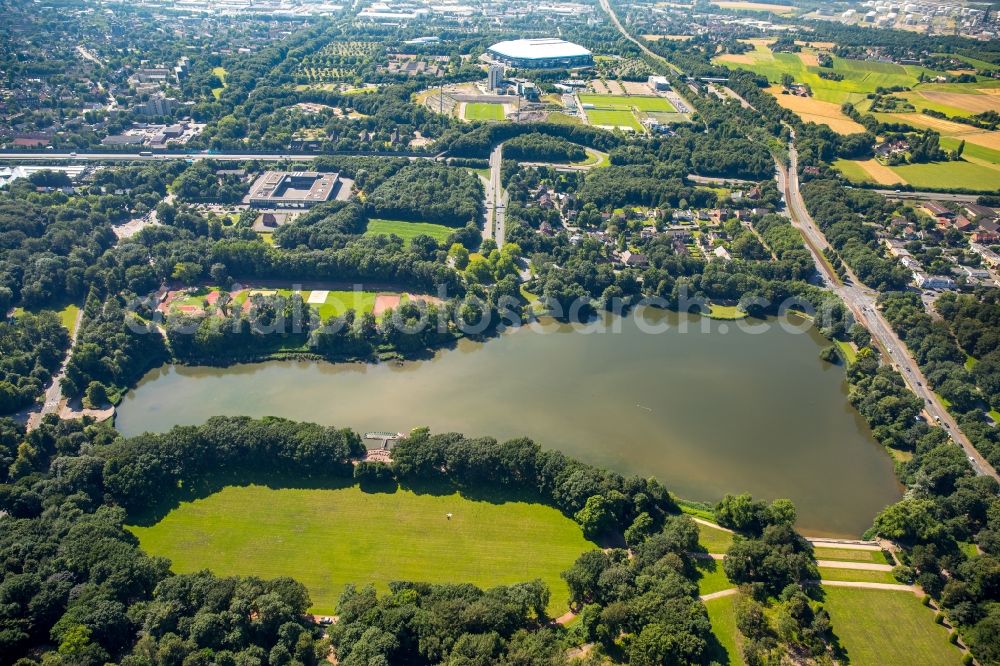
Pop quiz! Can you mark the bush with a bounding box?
[892,565,917,584]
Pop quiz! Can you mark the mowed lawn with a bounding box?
[586,108,643,132]
[704,594,745,666]
[464,102,505,121]
[310,290,377,321]
[129,485,596,615]
[364,218,455,246]
[823,588,963,665]
[578,93,676,112]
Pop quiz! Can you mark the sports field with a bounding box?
[464,102,505,121]
[823,588,963,665]
[364,218,455,246]
[585,108,643,132]
[129,484,596,614]
[306,289,378,320]
[579,94,677,112]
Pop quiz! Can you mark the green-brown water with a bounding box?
[116,309,902,537]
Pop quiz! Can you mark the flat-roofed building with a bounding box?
[247,171,341,209]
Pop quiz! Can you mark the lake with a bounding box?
[115,308,902,537]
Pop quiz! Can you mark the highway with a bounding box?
[485,143,507,248]
[778,141,998,481]
[0,150,436,162]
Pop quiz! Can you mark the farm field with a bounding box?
[464,102,505,121]
[715,40,941,105]
[891,160,1000,191]
[823,588,963,665]
[833,158,904,185]
[768,87,866,134]
[834,157,1000,191]
[585,108,643,132]
[873,112,1000,152]
[364,218,455,246]
[129,484,596,615]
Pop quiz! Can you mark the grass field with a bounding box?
[130,484,595,615]
[211,66,227,100]
[834,340,859,365]
[819,566,898,584]
[835,157,1000,191]
[13,302,80,334]
[585,108,643,131]
[578,94,677,112]
[704,594,746,666]
[464,102,505,121]
[814,546,887,564]
[823,588,962,665]
[696,521,734,553]
[695,559,732,595]
[364,218,455,246]
[891,160,1000,191]
[310,290,378,320]
[707,303,747,320]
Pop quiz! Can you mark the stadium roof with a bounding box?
[488,38,591,60]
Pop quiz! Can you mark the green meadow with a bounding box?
[364,218,455,246]
[130,484,596,615]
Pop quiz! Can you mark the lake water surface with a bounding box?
[116,309,902,537]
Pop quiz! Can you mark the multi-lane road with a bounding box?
[778,142,998,480]
[0,150,436,162]
[484,143,507,248]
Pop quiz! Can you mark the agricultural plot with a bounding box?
[463,102,506,121]
[715,41,940,105]
[129,484,596,615]
[874,112,1000,152]
[769,87,866,134]
[364,218,455,246]
[834,157,999,191]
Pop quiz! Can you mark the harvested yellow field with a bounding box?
[892,113,1000,151]
[718,52,758,65]
[768,87,866,134]
[918,91,1000,114]
[857,159,906,185]
[980,89,1000,96]
[711,1,796,13]
[798,51,819,67]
